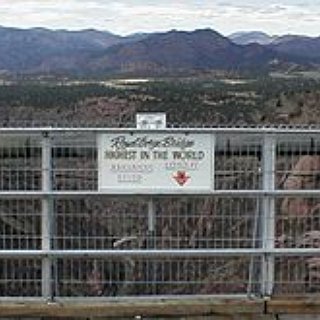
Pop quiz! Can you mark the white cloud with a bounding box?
[0,0,319,36]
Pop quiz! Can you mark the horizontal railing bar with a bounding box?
[1,249,320,258]
[2,127,320,134]
[1,148,320,158]
[1,190,320,197]
[0,294,250,303]
[216,150,320,156]
[0,249,263,258]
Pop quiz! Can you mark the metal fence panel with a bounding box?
[54,256,261,297]
[0,128,320,299]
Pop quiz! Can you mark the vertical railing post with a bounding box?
[147,198,156,293]
[41,132,53,300]
[148,198,156,238]
[261,134,276,296]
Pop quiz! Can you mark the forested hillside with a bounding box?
[0,76,319,126]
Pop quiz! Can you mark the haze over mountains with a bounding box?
[0,26,319,75]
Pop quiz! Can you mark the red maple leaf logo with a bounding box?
[173,170,190,186]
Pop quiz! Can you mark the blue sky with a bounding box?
[0,0,319,36]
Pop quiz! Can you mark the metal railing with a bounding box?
[1,127,320,299]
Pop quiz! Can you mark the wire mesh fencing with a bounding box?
[0,128,320,298]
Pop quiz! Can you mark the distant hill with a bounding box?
[269,35,320,61]
[229,31,320,62]
[0,26,318,75]
[86,29,280,74]
[229,31,276,45]
[0,26,147,73]
[0,26,123,72]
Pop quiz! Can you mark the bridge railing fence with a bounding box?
[0,127,320,299]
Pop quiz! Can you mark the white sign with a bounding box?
[136,113,166,129]
[98,133,214,194]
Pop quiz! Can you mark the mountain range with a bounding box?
[230,31,320,60]
[0,26,319,75]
